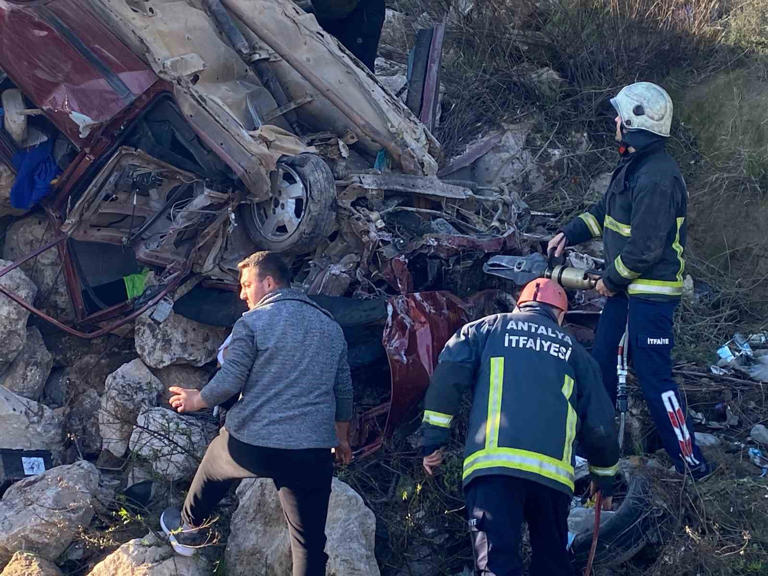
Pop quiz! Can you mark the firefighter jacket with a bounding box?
[421,305,619,496]
[562,140,687,300]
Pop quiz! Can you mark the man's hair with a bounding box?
[237,251,291,286]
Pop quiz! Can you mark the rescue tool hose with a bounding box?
[584,492,602,576]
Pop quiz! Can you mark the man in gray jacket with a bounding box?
[160,251,354,576]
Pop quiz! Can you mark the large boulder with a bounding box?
[0,385,63,453]
[135,311,228,369]
[0,461,99,567]
[1,327,53,401]
[65,388,102,458]
[2,216,74,322]
[226,477,380,576]
[0,552,62,576]
[128,408,212,481]
[98,359,163,458]
[0,259,37,370]
[87,532,209,576]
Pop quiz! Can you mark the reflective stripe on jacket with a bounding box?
[562,141,687,300]
[421,306,619,496]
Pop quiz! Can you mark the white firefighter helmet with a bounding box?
[610,82,673,137]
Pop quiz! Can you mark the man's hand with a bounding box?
[423,448,444,476]
[547,232,567,258]
[595,279,615,298]
[169,387,208,413]
[334,441,353,465]
[334,421,353,465]
[589,480,614,510]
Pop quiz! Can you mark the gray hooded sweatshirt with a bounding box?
[200,288,353,449]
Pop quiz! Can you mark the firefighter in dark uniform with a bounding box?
[549,82,713,479]
[421,279,619,576]
[301,0,386,71]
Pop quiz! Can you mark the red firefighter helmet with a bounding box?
[517,278,568,313]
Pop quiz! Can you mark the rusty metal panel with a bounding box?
[0,0,157,145]
[382,291,468,439]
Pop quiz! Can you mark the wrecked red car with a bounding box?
[0,0,509,454]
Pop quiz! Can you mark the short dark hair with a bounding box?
[237,251,291,286]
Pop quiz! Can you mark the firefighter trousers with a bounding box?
[465,475,573,576]
[592,295,707,472]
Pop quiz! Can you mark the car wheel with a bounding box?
[239,153,336,254]
[571,467,662,568]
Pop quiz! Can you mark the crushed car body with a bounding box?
[0,0,517,454]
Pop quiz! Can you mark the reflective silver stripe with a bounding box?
[628,281,683,296]
[589,463,619,476]
[423,410,453,428]
[604,215,631,237]
[579,213,602,237]
[615,255,640,280]
[463,448,575,489]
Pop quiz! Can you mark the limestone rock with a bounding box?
[0,461,99,567]
[751,424,768,445]
[0,385,63,453]
[0,552,62,576]
[152,365,210,405]
[376,58,407,101]
[0,164,27,219]
[2,216,73,322]
[1,327,53,401]
[587,172,612,203]
[135,311,228,369]
[129,408,212,481]
[87,532,209,576]
[694,432,721,447]
[66,388,102,458]
[226,477,379,576]
[472,123,544,192]
[67,348,137,397]
[99,359,163,457]
[379,8,409,53]
[0,259,37,369]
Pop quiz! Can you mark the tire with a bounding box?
[572,468,661,568]
[238,153,336,254]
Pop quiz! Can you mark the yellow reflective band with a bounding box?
[579,213,602,237]
[589,463,619,476]
[615,255,640,280]
[486,357,504,449]
[463,448,575,491]
[604,215,632,237]
[673,217,685,282]
[423,410,453,429]
[628,279,683,296]
[562,375,577,465]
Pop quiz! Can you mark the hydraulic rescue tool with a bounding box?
[483,252,599,291]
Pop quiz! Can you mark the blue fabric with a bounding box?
[0,107,61,210]
[10,138,60,209]
[593,295,707,473]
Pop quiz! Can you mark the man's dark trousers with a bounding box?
[465,475,573,576]
[592,295,706,472]
[315,0,385,70]
[183,428,333,576]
